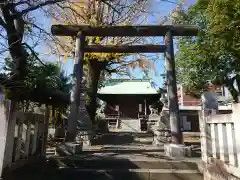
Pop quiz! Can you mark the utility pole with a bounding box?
[164,30,182,144]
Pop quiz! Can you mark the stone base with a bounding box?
[164,144,192,157]
[76,131,92,149]
[56,142,83,156]
[152,138,164,146]
[152,128,171,146]
[198,159,240,180]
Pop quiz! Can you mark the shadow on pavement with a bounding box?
[92,132,135,145]
[3,156,148,180]
[3,131,201,180]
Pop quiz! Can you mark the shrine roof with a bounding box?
[97,79,159,95]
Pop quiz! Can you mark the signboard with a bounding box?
[139,104,142,112]
[183,132,200,143]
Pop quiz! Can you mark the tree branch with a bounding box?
[160,0,179,4]
[22,43,46,66]
[96,0,120,14]
[105,67,117,74]
[14,1,31,7]
[16,0,64,16]
[16,0,120,17]
[0,16,6,29]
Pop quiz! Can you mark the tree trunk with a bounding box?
[0,4,28,119]
[1,4,27,121]
[86,59,101,122]
[2,4,26,84]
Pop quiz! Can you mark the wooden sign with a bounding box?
[183,132,200,143]
[139,104,142,112]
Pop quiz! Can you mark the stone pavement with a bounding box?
[3,132,203,180]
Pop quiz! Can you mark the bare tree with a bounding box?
[0,0,127,82]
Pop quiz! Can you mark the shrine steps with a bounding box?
[4,154,203,180]
[4,159,203,180]
[91,132,154,145]
[44,155,203,180]
[118,119,141,132]
[48,143,202,180]
[4,133,202,180]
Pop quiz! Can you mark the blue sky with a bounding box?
[23,0,196,87]
[109,0,196,87]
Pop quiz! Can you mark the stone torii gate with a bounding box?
[51,25,198,147]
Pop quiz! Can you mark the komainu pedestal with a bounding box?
[152,108,171,146]
[76,92,93,148]
[164,143,192,158]
[56,142,83,156]
[148,113,160,132]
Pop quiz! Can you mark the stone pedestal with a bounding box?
[56,142,83,156]
[148,113,160,132]
[153,127,171,145]
[164,144,192,157]
[76,91,93,147]
[152,109,171,146]
[76,131,92,148]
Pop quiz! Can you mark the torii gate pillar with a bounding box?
[66,32,92,146]
[164,30,182,144]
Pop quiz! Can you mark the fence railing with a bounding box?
[0,100,49,177]
[199,104,240,178]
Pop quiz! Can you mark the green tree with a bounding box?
[3,53,71,110]
[0,0,119,84]
[173,0,240,102]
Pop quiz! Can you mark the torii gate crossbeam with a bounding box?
[51,25,198,144]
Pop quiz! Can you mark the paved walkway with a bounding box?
[3,132,202,180]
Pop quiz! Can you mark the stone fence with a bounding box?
[199,103,240,179]
[0,100,49,178]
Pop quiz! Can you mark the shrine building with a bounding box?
[97,79,163,132]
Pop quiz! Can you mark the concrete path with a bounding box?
[4,132,203,180]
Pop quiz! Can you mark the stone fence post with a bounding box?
[0,100,14,177]
[201,91,218,114]
[199,91,219,162]
[232,103,240,168]
[41,107,50,157]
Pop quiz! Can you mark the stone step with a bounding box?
[5,164,203,180]
[81,147,164,153]
[46,148,56,155]
[120,120,141,132]
[91,132,153,146]
[4,154,202,180]
[55,168,203,180]
[50,158,200,170]
[133,133,154,138]
[134,137,154,144]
